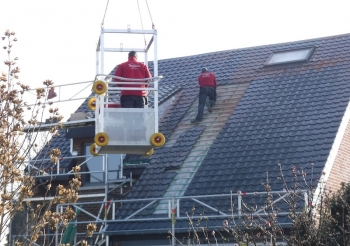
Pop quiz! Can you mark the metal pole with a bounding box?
[168,199,171,218]
[104,155,108,196]
[55,205,59,246]
[144,49,148,66]
[304,191,309,208]
[172,198,175,246]
[144,48,149,111]
[57,159,60,175]
[106,235,109,246]
[96,48,99,75]
[238,194,242,218]
[101,26,105,74]
[99,95,105,133]
[153,30,159,132]
[120,154,123,179]
[9,215,12,246]
[153,30,158,77]
[177,199,180,218]
[26,210,29,237]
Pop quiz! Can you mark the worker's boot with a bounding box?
[190,118,202,124]
[206,99,213,113]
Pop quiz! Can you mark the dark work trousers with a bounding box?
[196,86,216,121]
[120,95,146,108]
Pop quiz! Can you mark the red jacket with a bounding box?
[114,57,152,96]
[198,72,217,89]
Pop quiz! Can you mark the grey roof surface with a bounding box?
[31,33,350,234]
[106,33,350,234]
[31,129,73,170]
[116,125,205,218]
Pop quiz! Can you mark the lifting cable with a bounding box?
[137,0,147,47]
[145,0,155,29]
[100,0,155,47]
[101,0,110,26]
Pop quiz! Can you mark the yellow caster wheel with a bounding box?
[94,132,109,147]
[150,133,166,147]
[93,80,107,95]
[88,97,96,110]
[90,143,100,156]
[143,148,154,156]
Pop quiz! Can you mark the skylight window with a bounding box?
[265,47,314,66]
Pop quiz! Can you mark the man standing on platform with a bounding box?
[114,51,152,108]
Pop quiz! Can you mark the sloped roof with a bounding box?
[30,32,350,235]
[106,33,350,234]
[30,128,73,171]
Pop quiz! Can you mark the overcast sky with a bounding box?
[1,0,349,119]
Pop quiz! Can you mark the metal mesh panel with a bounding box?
[102,108,155,145]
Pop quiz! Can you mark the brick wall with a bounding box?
[73,137,94,155]
[327,119,350,192]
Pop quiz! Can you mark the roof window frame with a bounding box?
[265,47,315,66]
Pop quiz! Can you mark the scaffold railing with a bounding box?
[14,189,308,246]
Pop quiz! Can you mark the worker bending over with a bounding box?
[191,67,217,124]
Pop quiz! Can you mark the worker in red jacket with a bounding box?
[191,67,217,124]
[114,51,152,108]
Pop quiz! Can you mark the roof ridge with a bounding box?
[149,33,350,63]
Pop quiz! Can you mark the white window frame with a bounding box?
[265,47,314,66]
